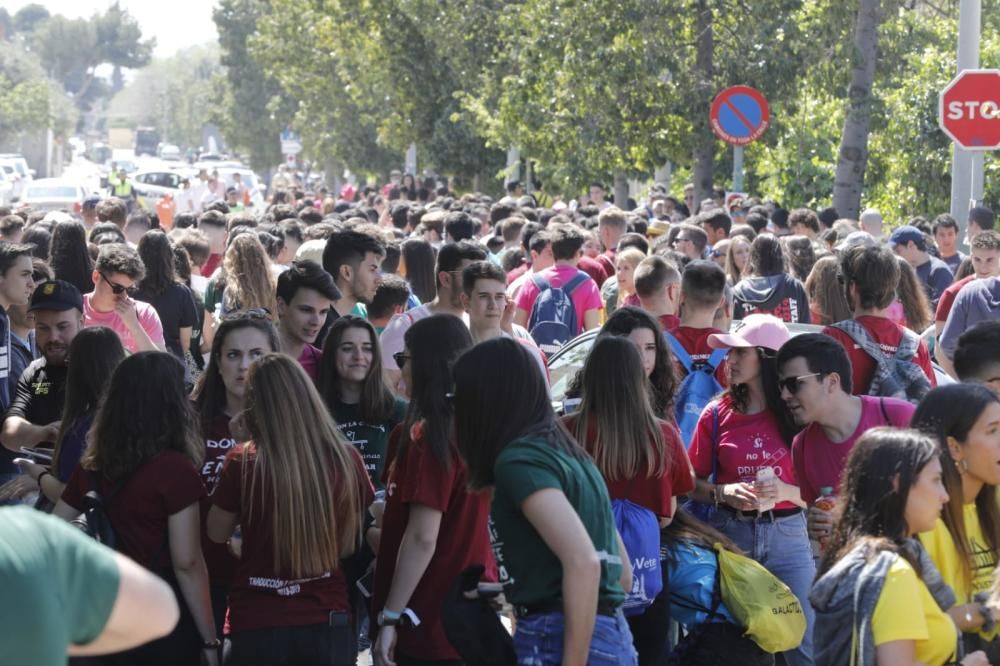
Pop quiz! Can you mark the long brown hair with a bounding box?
[724,236,750,286]
[805,255,852,325]
[51,327,126,478]
[895,256,932,332]
[83,352,203,481]
[318,316,396,423]
[221,234,277,317]
[241,353,364,577]
[574,336,666,481]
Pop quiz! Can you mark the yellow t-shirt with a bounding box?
[871,557,957,666]
[919,503,999,640]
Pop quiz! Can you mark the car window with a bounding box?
[27,185,78,198]
[548,335,594,402]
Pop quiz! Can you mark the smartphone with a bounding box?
[477,582,504,599]
[18,447,52,462]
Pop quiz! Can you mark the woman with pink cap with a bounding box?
[686,314,814,665]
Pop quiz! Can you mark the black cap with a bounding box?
[30,280,84,313]
[82,195,101,209]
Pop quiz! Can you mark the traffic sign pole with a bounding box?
[949,0,982,241]
[732,146,745,193]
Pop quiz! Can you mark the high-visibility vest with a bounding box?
[111,176,133,198]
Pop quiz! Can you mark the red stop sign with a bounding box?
[939,69,1000,150]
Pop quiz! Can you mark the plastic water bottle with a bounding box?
[810,487,836,558]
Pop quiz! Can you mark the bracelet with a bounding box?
[713,484,723,507]
[36,471,51,487]
[202,638,222,649]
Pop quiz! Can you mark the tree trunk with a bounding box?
[832,0,881,220]
[613,170,629,209]
[691,0,714,216]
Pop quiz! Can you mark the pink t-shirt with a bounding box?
[688,395,798,511]
[792,395,914,504]
[83,294,165,354]
[298,344,322,382]
[515,264,602,336]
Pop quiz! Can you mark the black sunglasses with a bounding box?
[393,351,411,369]
[99,272,136,296]
[778,372,823,395]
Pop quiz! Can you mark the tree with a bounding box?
[832,0,883,219]
[0,39,75,145]
[213,0,291,172]
[12,4,48,35]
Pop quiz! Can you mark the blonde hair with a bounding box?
[724,236,751,285]
[241,353,363,577]
[223,234,278,317]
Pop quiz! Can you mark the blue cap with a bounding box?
[888,225,925,249]
[82,195,101,209]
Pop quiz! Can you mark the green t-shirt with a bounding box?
[0,506,121,665]
[333,397,408,489]
[490,436,625,607]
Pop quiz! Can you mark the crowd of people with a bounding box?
[1,175,1000,666]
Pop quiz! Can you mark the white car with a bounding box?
[132,169,186,209]
[18,178,88,213]
[0,155,33,200]
[0,170,14,207]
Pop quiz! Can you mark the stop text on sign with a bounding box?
[945,101,1000,121]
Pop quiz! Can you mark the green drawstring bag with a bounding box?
[714,543,807,653]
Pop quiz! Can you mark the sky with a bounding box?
[7,0,219,57]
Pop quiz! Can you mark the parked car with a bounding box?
[0,154,33,200]
[158,144,182,161]
[546,322,953,412]
[17,178,88,213]
[132,169,185,209]
[0,170,14,207]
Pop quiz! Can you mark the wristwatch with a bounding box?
[377,609,403,627]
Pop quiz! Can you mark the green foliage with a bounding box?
[213,0,292,172]
[107,45,223,149]
[0,40,76,143]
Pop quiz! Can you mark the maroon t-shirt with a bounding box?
[578,256,610,288]
[372,423,497,660]
[596,251,616,283]
[212,443,374,633]
[62,451,206,570]
[199,412,239,585]
[658,314,681,334]
[670,326,729,387]
[563,415,694,518]
[202,253,222,278]
[822,316,936,396]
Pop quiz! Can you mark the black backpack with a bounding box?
[71,472,121,549]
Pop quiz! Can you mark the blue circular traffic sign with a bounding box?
[710,86,771,146]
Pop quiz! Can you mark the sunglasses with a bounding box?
[393,351,411,369]
[99,272,136,296]
[778,372,823,395]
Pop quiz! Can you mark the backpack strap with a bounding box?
[561,271,590,296]
[704,348,728,373]
[709,404,720,483]
[879,397,890,424]
[530,273,551,294]
[664,331,694,373]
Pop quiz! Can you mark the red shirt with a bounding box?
[822,316,937,396]
[935,274,976,323]
[199,412,239,585]
[688,395,798,511]
[212,442,374,633]
[202,253,222,278]
[596,251,617,283]
[373,424,497,660]
[658,314,681,333]
[298,344,322,382]
[578,256,610,288]
[62,451,206,570]
[563,415,694,518]
[670,326,729,387]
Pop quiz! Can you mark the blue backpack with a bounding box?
[665,332,727,448]
[611,499,663,616]
[528,272,589,357]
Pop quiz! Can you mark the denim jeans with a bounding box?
[513,608,638,665]
[711,510,816,666]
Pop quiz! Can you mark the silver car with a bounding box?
[18,178,88,213]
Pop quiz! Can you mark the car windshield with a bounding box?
[548,335,594,400]
[27,186,78,198]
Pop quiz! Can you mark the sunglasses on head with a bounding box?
[393,351,411,369]
[99,272,135,296]
[778,372,823,394]
[222,308,272,322]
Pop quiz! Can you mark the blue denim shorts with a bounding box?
[513,608,638,666]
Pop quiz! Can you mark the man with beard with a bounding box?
[1,281,83,453]
[775,333,913,553]
[379,240,487,395]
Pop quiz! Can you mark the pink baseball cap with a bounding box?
[708,314,791,352]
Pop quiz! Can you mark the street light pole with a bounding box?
[949,0,982,239]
